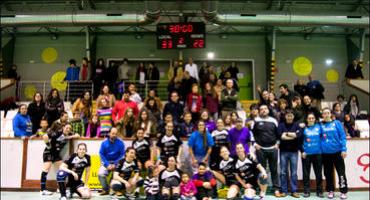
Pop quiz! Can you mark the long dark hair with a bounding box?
[32,92,44,104]
[47,88,60,101]
[347,94,359,107]
[80,90,92,108]
[197,120,208,151]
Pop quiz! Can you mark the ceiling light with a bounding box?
[207,52,215,59]
[325,59,333,66]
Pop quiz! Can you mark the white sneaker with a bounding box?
[59,197,67,200]
[340,193,348,199]
[40,190,53,195]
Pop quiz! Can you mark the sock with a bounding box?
[40,171,48,191]
[58,181,67,197]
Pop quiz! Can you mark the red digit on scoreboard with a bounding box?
[161,40,167,49]
[168,40,173,48]
[178,37,184,44]
[193,39,204,48]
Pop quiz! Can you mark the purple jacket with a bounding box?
[228,127,251,157]
[204,120,216,133]
[204,93,219,114]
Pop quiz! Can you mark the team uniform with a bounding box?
[159,168,183,188]
[156,134,182,164]
[210,129,230,170]
[132,138,151,166]
[113,158,140,190]
[234,155,264,189]
[43,130,70,162]
[57,153,91,197]
[219,157,238,186]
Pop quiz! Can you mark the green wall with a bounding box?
[3,33,369,105]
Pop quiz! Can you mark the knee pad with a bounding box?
[172,193,180,200]
[244,188,255,199]
[111,183,124,191]
[162,193,170,200]
[57,170,69,182]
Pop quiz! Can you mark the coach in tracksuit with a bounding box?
[321,108,348,200]
[300,112,323,198]
[252,104,282,197]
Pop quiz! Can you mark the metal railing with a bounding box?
[18,80,94,102]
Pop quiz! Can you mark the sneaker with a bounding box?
[126,193,136,200]
[328,191,335,199]
[99,190,109,196]
[317,192,324,198]
[303,192,310,198]
[340,193,348,199]
[59,197,67,200]
[40,190,53,195]
[274,191,283,198]
[291,192,300,198]
[280,193,287,197]
[115,191,124,196]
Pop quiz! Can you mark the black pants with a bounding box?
[256,148,280,191]
[322,152,348,193]
[302,154,323,193]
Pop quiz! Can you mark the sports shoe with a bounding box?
[126,193,136,200]
[317,192,324,198]
[40,190,53,195]
[291,192,300,198]
[280,193,287,197]
[59,197,67,200]
[99,190,109,196]
[340,193,348,199]
[303,192,310,198]
[274,191,283,198]
[115,191,124,196]
[328,191,335,199]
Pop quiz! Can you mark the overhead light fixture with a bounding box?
[207,52,215,59]
[325,59,333,66]
[135,34,143,39]
[50,33,58,40]
[219,34,228,39]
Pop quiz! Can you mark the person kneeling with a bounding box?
[110,147,140,200]
[57,143,91,200]
[234,143,268,200]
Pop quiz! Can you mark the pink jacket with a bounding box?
[180,181,197,196]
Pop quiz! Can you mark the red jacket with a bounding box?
[112,100,139,122]
[186,93,203,113]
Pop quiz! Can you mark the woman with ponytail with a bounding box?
[188,121,215,173]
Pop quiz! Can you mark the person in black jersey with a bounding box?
[57,143,91,200]
[211,146,239,199]
[210,119,230,170]
[132,128,154,169]
[156,122,183,168]
[234,143,268,200]
[159,156,183,200]
[111,147,140,199]
[40,123,80,195]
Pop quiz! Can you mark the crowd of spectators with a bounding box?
[10,57,368,200]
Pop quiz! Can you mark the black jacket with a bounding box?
[345,64,364,79]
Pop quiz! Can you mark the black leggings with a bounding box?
[322,152,348,193]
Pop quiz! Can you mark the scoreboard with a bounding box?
[156,22,206,49]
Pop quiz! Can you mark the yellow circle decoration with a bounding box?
[293,56,313,76]
[41,47,58,64]
[24,85,36,100]
[326,69,339,83]
[51,71,67,91]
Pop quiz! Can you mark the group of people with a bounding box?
[10,57,364,200]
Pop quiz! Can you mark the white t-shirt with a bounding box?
[185,63,199,80]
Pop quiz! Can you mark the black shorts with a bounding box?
[43,151,62,162]
[162,179,180,188]
[225,177,240,188]
[66,177,85,196]
[197,187,213,199]
[244,177,259,189]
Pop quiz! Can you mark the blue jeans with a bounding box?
[280,151,298,193]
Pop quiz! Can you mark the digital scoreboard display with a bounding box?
[157,22,206,49]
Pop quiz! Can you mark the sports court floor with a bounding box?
[1,191,369,200]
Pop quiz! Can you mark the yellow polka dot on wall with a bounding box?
[41,47,58,64]
[326,69,339,83]
[51,71,67,91]
[293,56,313,76]
[24,85,37,100]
